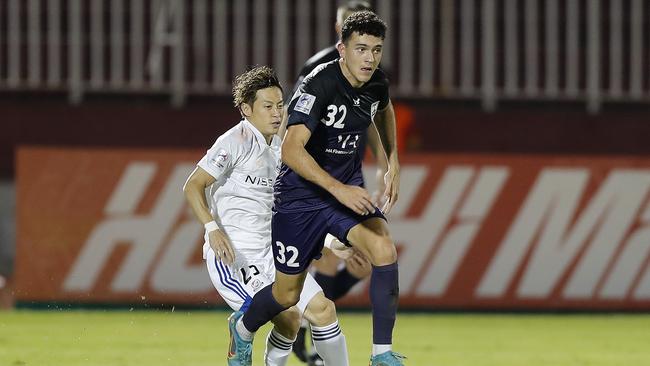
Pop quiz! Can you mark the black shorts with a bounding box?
[271,203,386,274]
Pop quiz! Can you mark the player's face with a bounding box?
[246,86,284,142]
[339,32,384,87]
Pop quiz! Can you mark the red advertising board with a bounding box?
[16,147,650,310]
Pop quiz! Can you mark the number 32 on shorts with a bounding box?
[275,241,299,268]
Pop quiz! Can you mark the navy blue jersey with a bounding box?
[289,47,370,167]
[275,60,390,212]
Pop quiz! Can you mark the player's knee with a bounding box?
[306,295,337,327]
[272,307,302,339]
[368,236,397,266]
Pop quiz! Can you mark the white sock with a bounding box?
[264,328,295,366]
[372,344,392,356]
[311,320,349,366]
[236,318,254,341]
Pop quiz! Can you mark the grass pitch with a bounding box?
[1,310,649,365]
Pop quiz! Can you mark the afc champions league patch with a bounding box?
[210,148,229,169]
[250,278,263,292]
[371,101,380,121]
[294,93,316,115]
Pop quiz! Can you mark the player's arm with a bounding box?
[373,100,400,213]
[282,124,376,216]
[367,124,389,206]
[183,167,236,264]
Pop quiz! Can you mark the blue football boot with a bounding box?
[227,311,253,366]
[369,351,407,366]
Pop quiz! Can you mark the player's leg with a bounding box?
[311,249,340,297]
[229,272,305,366]
[204,247,255,366]
[235,209,329,364]
[302,298,348,365]
[312,243,372,301]
[347,217,404,365]
[236,271,307,343]
[264,306,302,366]
[293,236,371,364]
[294,252,339,365]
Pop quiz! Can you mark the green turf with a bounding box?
[1,310,649,365]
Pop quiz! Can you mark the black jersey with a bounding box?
[290,46,372,165]
[275,60,390,212]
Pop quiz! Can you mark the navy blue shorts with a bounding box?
[271,204,386,274]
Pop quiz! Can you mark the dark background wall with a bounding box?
[2,96,649,178]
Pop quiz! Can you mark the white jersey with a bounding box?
[198,119,323,313]
[198,118,280,253]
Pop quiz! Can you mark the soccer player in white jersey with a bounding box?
[183,66,349,366]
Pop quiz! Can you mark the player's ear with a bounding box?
[240,103,253,117]
[336,41,345,58]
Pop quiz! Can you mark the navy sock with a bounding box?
[313,272,337,300]
[369,262,399,344]
[241,284,288,332]
[332,268,362,301]
[314,268,362,301]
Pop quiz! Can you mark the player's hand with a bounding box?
[345,250,372,279]
[381,164,400,214]
[208,229,236,265]
[324,234,354,260]
[331,183,376,216]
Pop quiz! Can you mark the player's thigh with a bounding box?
[346,217,396,266]
[205,248,256,311]
[310,248,340,276]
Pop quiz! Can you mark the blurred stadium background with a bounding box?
[1,0,650,364]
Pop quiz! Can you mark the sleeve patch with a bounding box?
[371,101,379,121]
[294,93,316,115]
[210,148,229,169]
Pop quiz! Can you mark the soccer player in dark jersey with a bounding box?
[229,11,405,366]
[285,2,381,365]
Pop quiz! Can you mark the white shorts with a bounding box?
[204,243,322,314]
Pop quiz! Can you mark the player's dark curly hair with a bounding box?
[232,66,283,109]
[340,10,387,44]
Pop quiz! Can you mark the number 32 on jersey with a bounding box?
[321,104,346,129]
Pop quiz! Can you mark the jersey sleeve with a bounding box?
[286,75,332,132]
[197,134,243,180]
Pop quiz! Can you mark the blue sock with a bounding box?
[313,272,337,300]
[333,268,362,300]
[241,284,287,332]
[369,262,399,344]
[314,268,362,301]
